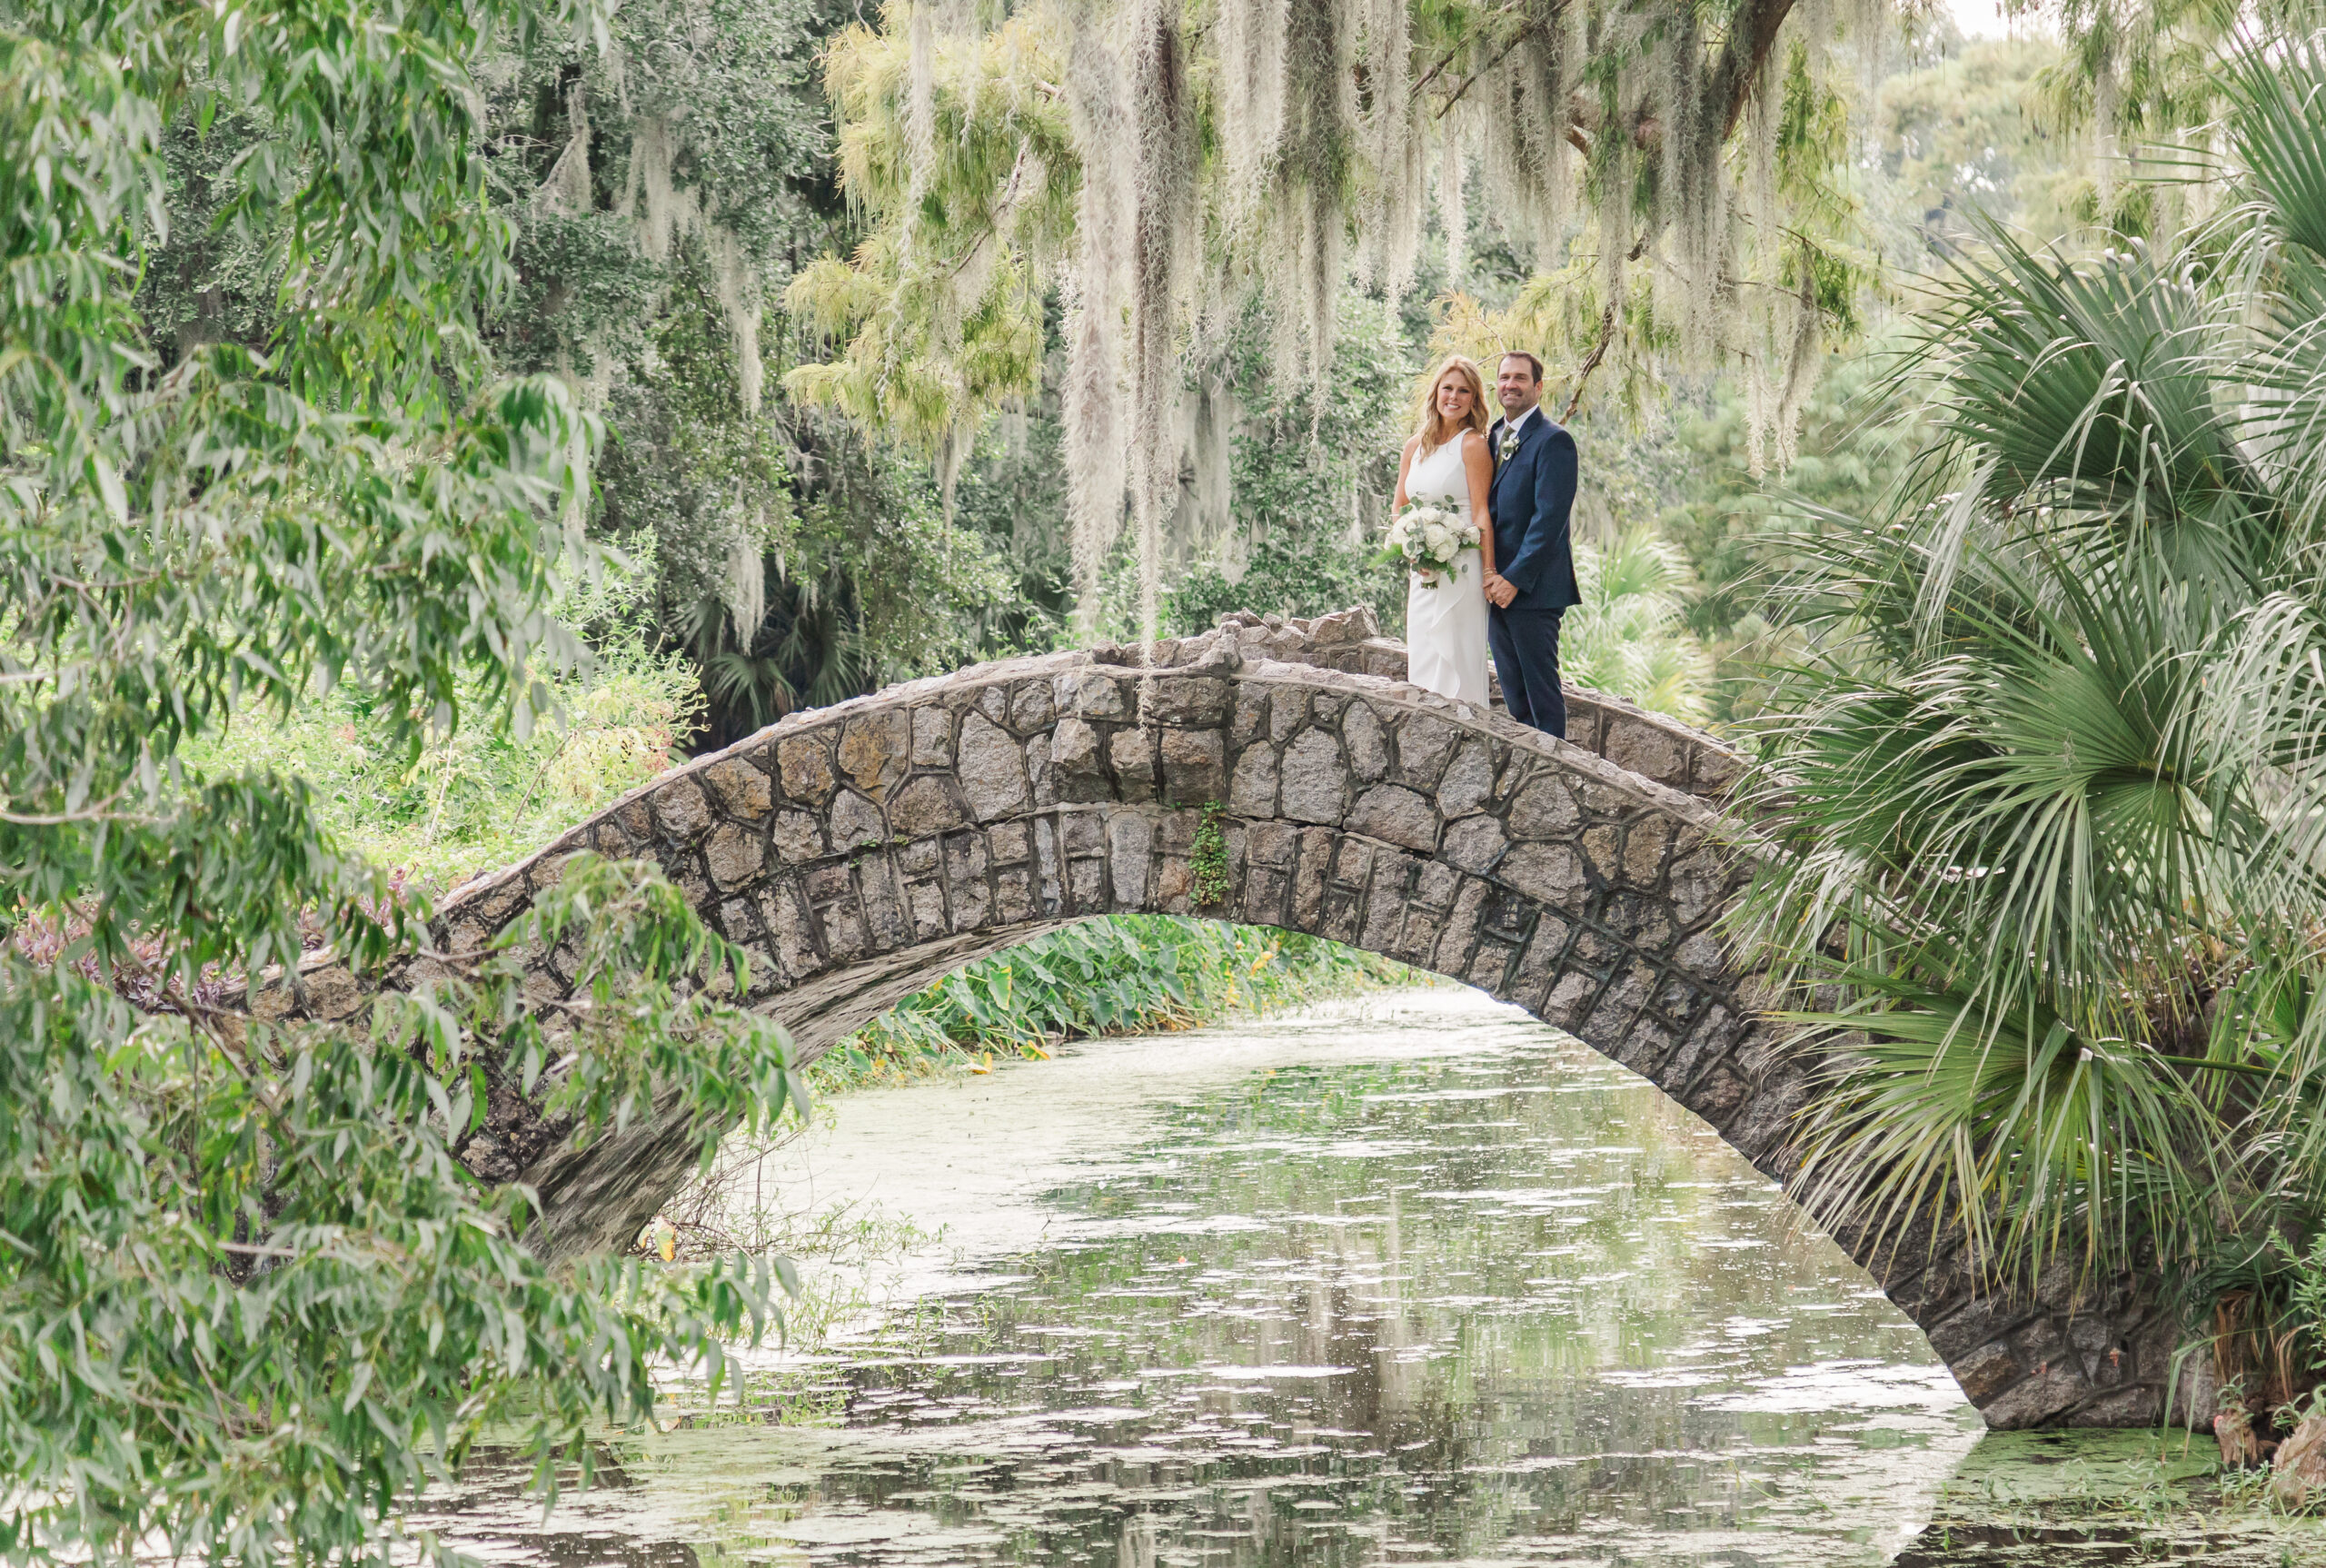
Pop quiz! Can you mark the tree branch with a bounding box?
[1709,0,1797,141]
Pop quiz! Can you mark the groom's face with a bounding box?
[1496,356,1541,419]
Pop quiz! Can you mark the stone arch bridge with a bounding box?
[257,608,2189,1431]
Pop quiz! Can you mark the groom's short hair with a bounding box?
[1499,351,1546,384]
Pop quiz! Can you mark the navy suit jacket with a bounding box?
[1487,411,1582,611]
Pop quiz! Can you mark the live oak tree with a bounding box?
[782,0,1880,637]
[0,2,805,1563]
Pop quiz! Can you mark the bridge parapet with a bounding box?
[1092,606,1746,805]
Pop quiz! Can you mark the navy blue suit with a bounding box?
[1486,408,1580,738]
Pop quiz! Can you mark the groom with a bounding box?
[1482,351,1581,739]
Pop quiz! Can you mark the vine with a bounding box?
[1190,800,1233,908]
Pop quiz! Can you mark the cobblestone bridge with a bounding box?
[257,608,2197,1431]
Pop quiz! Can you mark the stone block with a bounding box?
[705,822,764,891]
[1268,690,1302,743]
[989,820,1031,864]
[1069,856,1107,911]
[829,789,887,853]
[757,881,819,979]
[1246,819,1299,868]
[946,834,991,931]
[838,710,910,799]
[702,757,773,820]
[1051,717,1107,798]
[1061,670,1130,719]
[1109,812,1154,909]
[907,880,949,940]
[1578,823,1622,883]
[859,857,909,949]
[771,809,824,862]
[1604,715,1688,787]
[1231,690,1269,748]
[652,777,714,840]
[910,705,952,767]
[1027,733,1058,808]
[1693,745,1744,799]
[1279,728,1350,825]
[1613,1017,1679,1077]
[1978,1361,2091,1429]
[1621,816,1675,887]
[1062,809,1108,855]
[1540,969,1598,1029]
[1603,891,1674,952]
[1229,742,1280,817]
[1437,740,1494,818]
[1009,679,1056,732]
[1441,814,1506,874]
[1160,728,1227,804]
[1148,675,1233,726]
[301,964,365,1023]
[1240,866,1289,927]
[1466,939,1516,993]
[1506,777,1581,840]
[1343,702,1389,781]
[1291,828,1334,931]
[777,735,837,806]
[1348,783,1439,852]
[959,711,1032,820]
[1952,1342,2024,1404]
[1434,878,1489,973]
[1496,842,1586,903]
[1109,728,1158,801]
[1360,850,1417,951]
[889,776,969,838]
[1308,605,1377,644]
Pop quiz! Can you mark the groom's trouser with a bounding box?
[1486,605,1567,739]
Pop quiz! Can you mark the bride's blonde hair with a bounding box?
[1413,355,1490,454]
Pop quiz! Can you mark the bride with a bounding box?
[1393,355,1496,704]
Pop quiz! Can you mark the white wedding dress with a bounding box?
[1402,436,1490,704]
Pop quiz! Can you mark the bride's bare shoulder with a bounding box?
[1458,427,1489,451]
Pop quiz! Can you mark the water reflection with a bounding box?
[417,988,1980,1565]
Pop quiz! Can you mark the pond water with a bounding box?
[422,987,1997,1566]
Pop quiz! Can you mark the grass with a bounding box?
[178,559,701,896]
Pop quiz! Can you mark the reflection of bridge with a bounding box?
[259,608,2187,1430]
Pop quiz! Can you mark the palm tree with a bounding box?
[1736,32,2326,1389]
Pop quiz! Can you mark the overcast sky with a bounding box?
[1946,0,2019,38]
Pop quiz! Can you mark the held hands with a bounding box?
[1483,571,1517,609]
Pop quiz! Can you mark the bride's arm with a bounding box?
[1461,431,1496,576]
[1394,436,1417,511]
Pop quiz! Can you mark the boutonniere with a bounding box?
[1498,425,1519,461]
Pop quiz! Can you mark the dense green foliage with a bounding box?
[1735,34,2326,1413]
[0,4,803,1563]
[822,917,1418,1087]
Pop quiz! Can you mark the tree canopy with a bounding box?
[0,2,802,1561]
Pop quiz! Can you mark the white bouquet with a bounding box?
[1378,504,1480,589]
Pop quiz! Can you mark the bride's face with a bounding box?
[1436,373,1474,420]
